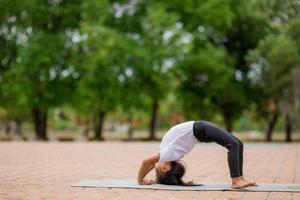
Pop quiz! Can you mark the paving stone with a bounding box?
[0,142,299,199]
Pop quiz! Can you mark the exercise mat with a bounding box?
[72,179,300,192]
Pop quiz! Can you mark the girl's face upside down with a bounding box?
[154,162,171,174]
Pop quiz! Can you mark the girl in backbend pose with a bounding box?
[137,120,256,189]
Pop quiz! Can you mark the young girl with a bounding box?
[137,120,256,189]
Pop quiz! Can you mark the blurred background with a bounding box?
[0,0,299,142]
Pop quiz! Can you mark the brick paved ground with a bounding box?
[0,141,299,200]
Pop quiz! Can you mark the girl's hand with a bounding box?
[140,179,155,185]
[137,154,159,185]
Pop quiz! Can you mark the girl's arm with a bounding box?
[137,154,159,185]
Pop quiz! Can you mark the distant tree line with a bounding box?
[0,0,299,141]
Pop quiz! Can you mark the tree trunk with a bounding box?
[5,121,11,135]
[93,111,105,140]
[285,114,292,142]
[15,119,22,136]
[264,113,279,142]
[224,116,233,133]
[82,126,90,140]
[149,99,159,140]
[32,108,48,140]
[127,116,134,140]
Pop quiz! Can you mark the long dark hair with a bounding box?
[155,161,197,186]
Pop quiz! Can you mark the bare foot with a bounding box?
[241,177,257,187]
[242,178,257,187]
[231,177,253,189]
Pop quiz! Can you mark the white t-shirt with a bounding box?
[158,121,198,162]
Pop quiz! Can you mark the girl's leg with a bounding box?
[231,134,256,186]
[199,121,241,178]
[199,121,253,188]
[231,134,243,176]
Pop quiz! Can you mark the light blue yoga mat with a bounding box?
[72,179,300,192]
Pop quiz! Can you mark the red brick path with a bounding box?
[0,142,299,200]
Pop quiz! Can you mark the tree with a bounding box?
[116,57,149,139]
[176,43,238,129]
[74,0,145,140]
[135,3,180,139]
[219,0,269,131]
[1,0,82,140]
[75,26,122,140]
[283,16,300,141]
[0,1,24,136]
[247,34,299,141]
[168,0,256,131]
[106,1,182,139]
[246,0,300,141]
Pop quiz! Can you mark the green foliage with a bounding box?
[247,34,299,101]
[134,2,179,101]
[0,0,82,139]
[162,0,235,33]
[0,0,299,136]
[75,26,120,114]
[81,0,109,23]
[12,31,77,108]
[176,43,232,119]
[287,17,300,49]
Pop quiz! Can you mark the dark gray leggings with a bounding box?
[193,121,243,178]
